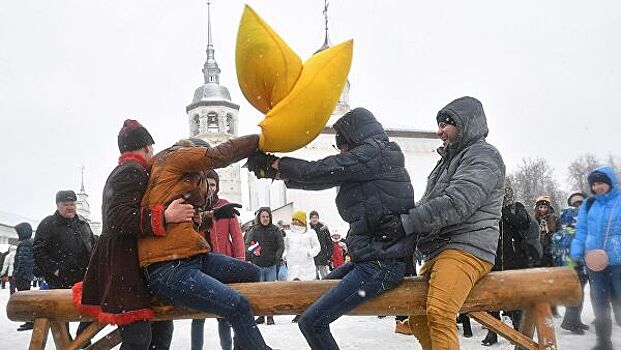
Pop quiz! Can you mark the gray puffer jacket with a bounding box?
[400,96,505,264]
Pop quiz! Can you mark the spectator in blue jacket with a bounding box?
[247,107,416,350]
[571,166,621,350]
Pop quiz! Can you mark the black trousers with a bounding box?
[119,321,174,350]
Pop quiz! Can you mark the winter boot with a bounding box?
[462,317,473,338]
[561,319,585,335]
[395,319,414,335]
[17,321,34,331]
[592,319,613,350]
[481,331,498,346]
[577,321,590,331]
[291,315,301,323]
[266,316,275,325]
[255,316,265,325]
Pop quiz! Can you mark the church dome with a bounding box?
[192,82,232,103]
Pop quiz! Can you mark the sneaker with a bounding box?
[291,315,301,323]
[395,320,413,335]
[255,316,265,325]
[577,322,590,331]
[266,316,274,325]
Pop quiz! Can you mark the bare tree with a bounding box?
[512,158,566,212]
[567,154,600,195]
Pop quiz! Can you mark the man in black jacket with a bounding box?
[248,107,416,349]
[309,210,333,279]
[34,190,96,338]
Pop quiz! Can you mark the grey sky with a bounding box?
[1,0,620,222]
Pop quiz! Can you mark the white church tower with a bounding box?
[76,165,91,220]
[186,1,242,204]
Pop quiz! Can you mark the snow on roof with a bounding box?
[0,210,39,229]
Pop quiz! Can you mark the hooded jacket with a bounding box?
[278,108,416,262]
[571,166,621,266]
[137,135,258,267]
[400,97,506,264]
[244,208,285,267]
[283,225,321,281]
[13,223,34,282]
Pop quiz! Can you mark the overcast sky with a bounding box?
[1,0,620,222]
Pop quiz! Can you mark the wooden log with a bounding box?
[29,318,50,350]
[50,321,71,349]
[469,311,538,350]
[7,268,581,322]
[86,328,121,350]
[533,303,557,350]
[516,307,536,350]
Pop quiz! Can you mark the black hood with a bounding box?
[333,107,388,148]
[436,96,488,154]
[15,222,33,241]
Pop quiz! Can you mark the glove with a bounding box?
[247,151,279,179]
[375,215,407,243]
[213,203,242,220]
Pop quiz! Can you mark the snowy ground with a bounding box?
[1,284,620,349]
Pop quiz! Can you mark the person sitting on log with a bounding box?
[137,136,273,350]
[247,107,417,350]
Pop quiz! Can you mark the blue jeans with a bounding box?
[587,265,621,324]
[191,318,232,350]
[144,253,271,350]
[298,259,407,350]
[258,264,278,282]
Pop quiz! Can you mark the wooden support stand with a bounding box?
[7,267,580,350]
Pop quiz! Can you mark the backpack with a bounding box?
[518,215,544,267]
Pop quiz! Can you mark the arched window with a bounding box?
[190,114,200,136]
[207,112,219,132]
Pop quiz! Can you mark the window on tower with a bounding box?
[207,112,219,132]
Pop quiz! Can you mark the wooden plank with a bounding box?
[50,321,71,349]
[86,328,121,350]
[28,319,50,350]
[516,307,536,350]
[533,303,557,350]
[65,321,106,350]
[6,268,582,321]
[469,311,538,350]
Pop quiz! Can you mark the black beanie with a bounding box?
[437,112,457,127]
[118,119,155,153]
[588,171,612,188]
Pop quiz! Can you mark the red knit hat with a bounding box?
[118,119,155,152]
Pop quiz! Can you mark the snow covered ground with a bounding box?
[1,284,620,349]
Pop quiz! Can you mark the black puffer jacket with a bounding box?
[244,208,285,267]
[33,212,96,289]
[310,222,333,266]
[279,108,415,262]
[13,223,34,282]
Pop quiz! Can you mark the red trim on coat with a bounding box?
[151,204,165,236]
[72,282,155,325]
[98,308,154,326]
[118,152,147,168]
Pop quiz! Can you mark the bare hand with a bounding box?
[165,198,195,223]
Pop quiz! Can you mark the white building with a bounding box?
[185,3,441,235]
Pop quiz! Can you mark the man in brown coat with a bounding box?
[77,120,195,349]
[138,135,273,350]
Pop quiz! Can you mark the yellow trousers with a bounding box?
[409,249,493,350]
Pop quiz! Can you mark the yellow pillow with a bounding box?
[259,40,353,152]
[236,5,302,114]
[236,6,353,152]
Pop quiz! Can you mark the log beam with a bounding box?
[7,268,581,322]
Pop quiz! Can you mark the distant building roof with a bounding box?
[0,210,39,229]
[321,126,437,139]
